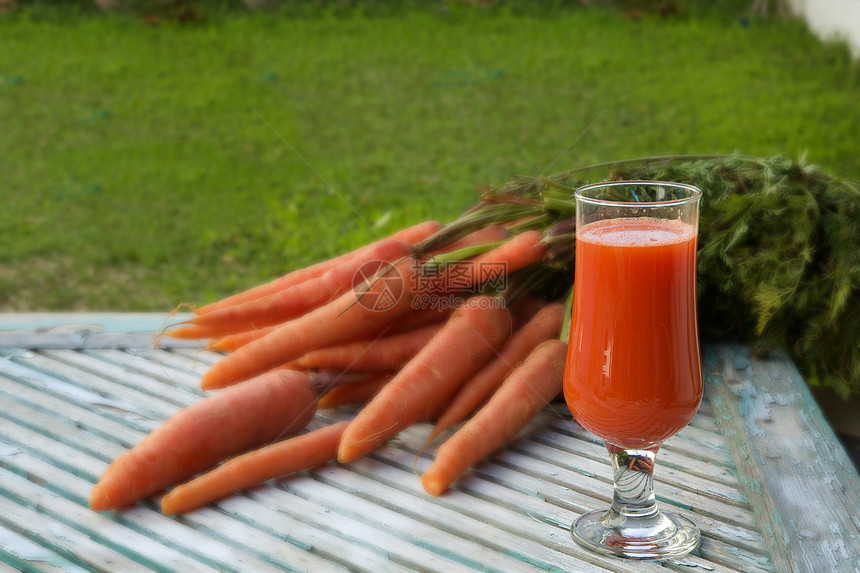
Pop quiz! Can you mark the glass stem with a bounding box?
[570,441,700,558]
[605,444,661,524]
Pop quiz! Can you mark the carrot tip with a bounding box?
[160,494,185,515]
[421,475,448,497]
[206,339,232,352]
[88,485,117,512]
[161,326,201,340]
[336,442,365,465]
[199,375,222,391]
[161,330,185,340]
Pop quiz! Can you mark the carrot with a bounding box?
[425,302,565,446]
[174,238,415,338]
[435,229,548,288]
[385,304,454,335]
[199,256,423,390]
[425,225,510,257]
[209,303,448,353]
[413,230,548,301]
[421,338,568,496]
[192,231,542,348]
[196,220,442,315]
[160,421,348,515]
[317,373,393,409]
[167,323,258,343]
[89,368,326,511]
[467,228,547,270]
[207,325,277,352]
[509,295,551,324]
[337,296,513,464]
[293,323,444,371]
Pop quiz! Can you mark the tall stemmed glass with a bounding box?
[564,181,704,559]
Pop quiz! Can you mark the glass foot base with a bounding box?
[571,508,700,560]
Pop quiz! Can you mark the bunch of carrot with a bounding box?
[91,153,855,514]
[90,214,573,514]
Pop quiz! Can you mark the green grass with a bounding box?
[2,1,859,310]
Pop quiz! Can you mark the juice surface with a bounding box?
[564,217,703,449]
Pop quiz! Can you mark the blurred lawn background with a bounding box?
[2,0,859,311]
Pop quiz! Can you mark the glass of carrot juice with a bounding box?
[564,180,703,559]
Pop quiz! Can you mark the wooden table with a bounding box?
[1,314,858,572]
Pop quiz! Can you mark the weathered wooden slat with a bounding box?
[542,416,741,488]
[171,347,224,366]
[0,373,145,450]
[6,351,177,422]
[315,468,632,573]
[0,314,202,354]
[0,353,150,424]
[141,347,220,378]
[685,410,721,432]
[0,520,98,573]
[488,441,757,530]
[8,314,857,572]
[480,453,773,571]
[0,312,191,333]
[284,475,573,573]
[247,485,479,573]
[40,349,202,409]
[176,493,400,573]
[0,331,203,350]
[508,431,748,508]
[705,345,860,573]
[0,409,344,573]
[160,502,353,573]
[85,348,205,392]
[403,461,763,573]
[1,391,127,464]
[0,469,219,573]
[449,448,763,554]
[351,413,775,573]
[546,410,736,468]
[337,450,691,573]
[323,445,586,567]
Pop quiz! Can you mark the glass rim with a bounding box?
[575,180,702,207]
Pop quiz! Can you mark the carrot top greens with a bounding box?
[438,154,859,398]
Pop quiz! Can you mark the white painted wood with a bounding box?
[0,521,97,573]
[543,416,741,488]
[41,349,202,408]
[0,312,192,332]
[2,314,858,572]
[0,470,220,573]
[86,348,207,392]
[706,344,860,573]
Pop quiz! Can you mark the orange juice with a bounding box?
[564,217,703,449]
